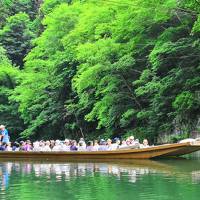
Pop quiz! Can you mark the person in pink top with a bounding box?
[24,140,32,151]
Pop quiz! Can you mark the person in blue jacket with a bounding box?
[0,125,10,144]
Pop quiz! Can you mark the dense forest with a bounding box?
[0,0,200,142]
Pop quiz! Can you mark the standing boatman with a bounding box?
[0,125,10,144]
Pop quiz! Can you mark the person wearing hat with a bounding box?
[0,125,10,144]
[129,136,135,145]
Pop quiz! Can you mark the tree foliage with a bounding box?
[0,46,24,138]
[0,12,35,67]
[0,0,200,141]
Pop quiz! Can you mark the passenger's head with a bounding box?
[94,140,98,145]
[87,141,93,146]
[7,142,11,147]
[122,140,126,145]
[26,140,31,145]
[114,138,120,145]
[2,142,7,146]
[107,139,112,145]
[64,139,70,145]
[126,139,130,145]
[0,125,5,130]
[100,139,106,145]
[13,142,20,147]
[39,141,45,147]
[79,141,84,146]
[79,138,85,142]
[33,141,39,148]
[135,139,139,143]
[129,136,134,141]
[143,139,148,146]
[116,140,121,145]
[20,141,25,146]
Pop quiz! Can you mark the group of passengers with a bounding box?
[0,136,150,152]
[0,124,150,152]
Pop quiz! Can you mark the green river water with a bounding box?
[0,156,200,200]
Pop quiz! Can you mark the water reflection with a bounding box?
[191,171,200,184]
[0,159,200,191]
[0,163,11,190]
[0,161,152,187]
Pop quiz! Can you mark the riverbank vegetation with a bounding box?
[0,0,200,141]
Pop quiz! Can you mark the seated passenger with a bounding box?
[62,139,71,151]
[70,140,78,151]
[112,138,120,150]
[107,139,113,150]
[20,141,27,151]
[79,138,86,148]
[119,140,128,149]
[52,140,62,151]
[140,139,149,148]
[98,139,108,151]
[32,141,40,151]
[134,139,140,148]
[126,138,131,146]
[93,140,99,151]
[86,141,94,151]
[129,136,135,145]
[43,141,51,152]
[12,142,20,151]
[78,141,86,151]
[24,140,32,151]
[50,140,55,149]
[39,141,46,151]
[0,142,7,151]
[6,142,12,151]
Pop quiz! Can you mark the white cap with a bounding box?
[129,136,134,140]
[0,125,5,129]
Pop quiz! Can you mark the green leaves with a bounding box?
[120,109,137,127]
[0,48,23,138]
[0,12,34,67]
[0,0,200,141]
[173,91,198,111]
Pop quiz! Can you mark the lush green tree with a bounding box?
[0,12,35,68]
[0,46,24,139]
[0,0,39,24]
[41,0,73,15]
[11,3,82,139]
[1,0,200,141]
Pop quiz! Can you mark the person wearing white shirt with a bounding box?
[52,140,62,151]
[43,141,51,152]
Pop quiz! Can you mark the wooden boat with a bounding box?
[0,142,200,160]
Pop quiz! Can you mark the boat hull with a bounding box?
[0,142,200,160]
